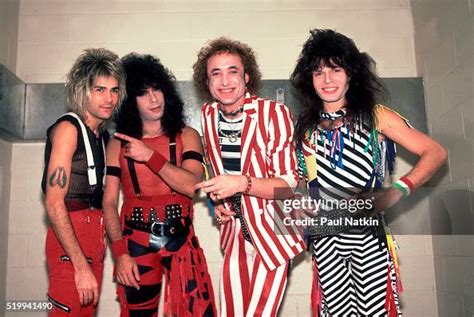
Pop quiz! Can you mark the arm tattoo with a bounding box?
[49,166,67,189]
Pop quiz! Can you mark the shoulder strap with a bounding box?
[60,112,105,188]
[169,135,176,165]
[127,134,177,198]
[127,158,142,198]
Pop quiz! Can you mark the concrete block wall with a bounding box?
[0,138,13,311]
[0,0,19,71]
[411,0,474,315]
[16,0,416,83]
[0,0,451,316]
[6,142,49,311]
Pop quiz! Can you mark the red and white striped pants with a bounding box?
[220,221,289,317]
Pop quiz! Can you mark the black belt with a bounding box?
[125,216,191,236]
[230,196,252,242]
[65,199,102,211]
[125,216,191,251]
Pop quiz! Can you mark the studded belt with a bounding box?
[124,200,190,222]
[124,213,191,237]
[124,203,188,233]
[124,204,191,250]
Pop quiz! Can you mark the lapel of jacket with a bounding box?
[240,94,258,175]
[204,103,225,176]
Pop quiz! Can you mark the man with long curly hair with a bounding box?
[42,48,126,316]
[102,53,216,316]
[291,29,447,316]
[193,37,305,316]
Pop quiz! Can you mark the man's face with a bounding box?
[312,62,349,110]
[135,87,165,122]
[206,52,249,110]
[84,75,120,122]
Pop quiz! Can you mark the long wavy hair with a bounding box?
[192,37,262,102]
[115,53,185,139]
[291,29,388,143]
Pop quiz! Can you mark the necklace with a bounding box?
[220,105,244,117]
[320,108,347,121]
[218,114,242,143]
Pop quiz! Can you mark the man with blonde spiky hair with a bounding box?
[41,48,126,316]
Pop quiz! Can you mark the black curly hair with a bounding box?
[115,53,185,139]
[291,29,388,143]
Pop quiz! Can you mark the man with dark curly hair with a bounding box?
[102,53,216,317]
[42,48,126,316]
[193,37,305,316]
[292,29,447,316]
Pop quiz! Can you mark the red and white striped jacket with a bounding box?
[201,93,305,271]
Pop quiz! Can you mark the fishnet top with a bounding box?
[41,115,109,210]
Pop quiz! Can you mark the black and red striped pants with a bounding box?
[117,223,216,317]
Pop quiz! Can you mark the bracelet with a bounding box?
[392,176,414,197]
[111,239,128,260]
[243,175,252,194]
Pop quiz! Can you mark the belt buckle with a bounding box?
[150,221,166,236]
[150,221,177,236]
[149,221,174,251]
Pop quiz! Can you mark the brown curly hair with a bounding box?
[192,37,262,102]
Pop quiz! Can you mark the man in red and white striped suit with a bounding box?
[193,37,305,317]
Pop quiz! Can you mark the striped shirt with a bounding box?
[300,121,380,235]
[311,123,374,202]
[218,112,252,242]
[218,112,244,175]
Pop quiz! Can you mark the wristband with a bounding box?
[392,176,414,197]
[244,175,252,194]
[146,151,167,173]
[400,176,414,192]
[111,239,128,260]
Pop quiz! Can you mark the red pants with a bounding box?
[45,209,106,316]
